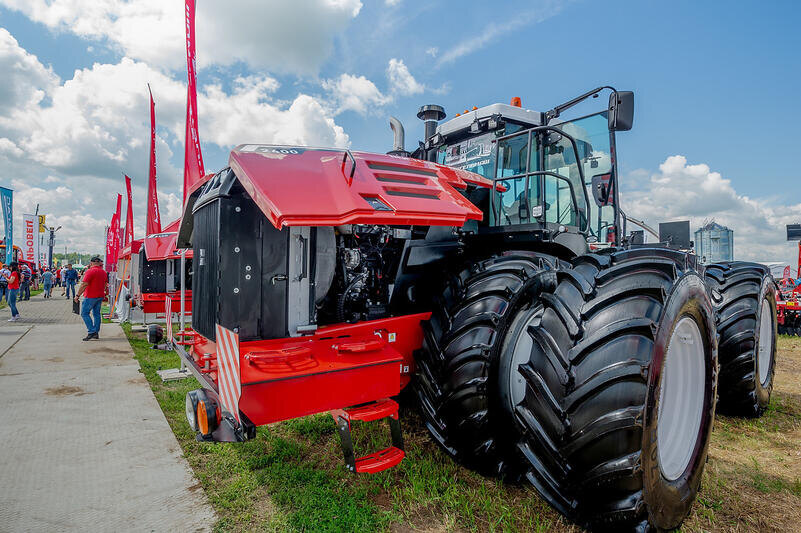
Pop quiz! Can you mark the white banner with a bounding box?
[22,214,39,268]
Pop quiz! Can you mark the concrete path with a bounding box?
[0,293,216,532]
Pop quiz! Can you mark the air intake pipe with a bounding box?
[387,116,410,157]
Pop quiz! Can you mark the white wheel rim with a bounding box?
[508,311,539,407]
[657,316,706,481]
[757,298,773,386]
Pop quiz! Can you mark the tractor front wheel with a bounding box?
[504,249,718,531]
[414,252,557,476]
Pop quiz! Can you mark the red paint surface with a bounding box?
[188,313,428,425]
[228,146,490,228]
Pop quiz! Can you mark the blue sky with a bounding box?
[0,0,798,266]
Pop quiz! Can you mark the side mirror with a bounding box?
[608,91,634,131]
[591,172,614,206]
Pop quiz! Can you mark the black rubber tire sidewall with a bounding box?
[641,273,718,530]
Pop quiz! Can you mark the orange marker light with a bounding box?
[511,97,522,107]
[197,400,210,435]
[472,106,478,110]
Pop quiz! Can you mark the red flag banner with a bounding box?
[784,265,792,280]
[146,86,162,236]
[215,324,241,422]
[110,194,122,269]
[184,0,205,201]
[106,195,122,273]
[124,175,134,246]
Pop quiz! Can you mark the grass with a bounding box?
[122,324,801,532]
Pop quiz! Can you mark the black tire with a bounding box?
[414,252,558,476]
[704,262,777,417]
[505,249,718,531]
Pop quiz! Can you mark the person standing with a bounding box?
[64,263,78,299]
[0,263,8,303]
[20,264,31,301]
[75,257,107,340]
[4,262,20,321]
[41,268,53,298]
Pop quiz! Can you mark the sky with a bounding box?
[0,0,799,267]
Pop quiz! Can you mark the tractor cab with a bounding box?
[415,88,632,256]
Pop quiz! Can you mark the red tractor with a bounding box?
[161,88,777,531]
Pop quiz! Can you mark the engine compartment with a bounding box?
[318,225,408,325]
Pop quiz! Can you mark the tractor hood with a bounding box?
[207,145,490,229]
[143,218,193,261]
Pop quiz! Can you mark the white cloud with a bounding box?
[621,155,801,267]
[0,0,363,74]
[385,0,402,5]
[0,28,58,115]
[387,58,424,96]
[322,74,389,115]
[437,2,566,66]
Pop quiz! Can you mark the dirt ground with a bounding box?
[682,335,801,532]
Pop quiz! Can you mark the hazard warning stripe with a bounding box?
[215,324,241,422]
[165,296,173,343]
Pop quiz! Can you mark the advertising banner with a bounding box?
[146,87,161,236]
[184,0,205,200]
[38,214,46,233]
[22,213,39,268]
[0,187,12,264]
[124,175,134,246]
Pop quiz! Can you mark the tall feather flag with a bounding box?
[184,0,205,201]
[106,194,122,273]
[146,85,161,236]
[124,175,134,246]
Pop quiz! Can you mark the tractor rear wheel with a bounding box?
[504,249,718,531]
[414,252,557,476]
[704,262,777,417]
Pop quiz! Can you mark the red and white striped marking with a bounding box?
[215,324,241,422]
[165,296,173,343]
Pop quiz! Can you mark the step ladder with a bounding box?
[330,398,405,474]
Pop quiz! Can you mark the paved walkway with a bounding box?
[0,293,216,532]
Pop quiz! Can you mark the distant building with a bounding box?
[695,221,734,264]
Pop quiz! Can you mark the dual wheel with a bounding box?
[415,250,776,531]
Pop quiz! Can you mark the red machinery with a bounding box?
[135,218,193,320]
[778,226,801,335]
[149,86,777,532]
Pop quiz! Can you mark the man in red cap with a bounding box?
[75,256,107,340]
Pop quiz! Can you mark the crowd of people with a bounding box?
[0,261,105,338]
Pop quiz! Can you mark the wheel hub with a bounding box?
[657,316,705,481]
[757,299,773,385]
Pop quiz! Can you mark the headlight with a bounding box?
[147,324,164,345]
[185,390,200,431]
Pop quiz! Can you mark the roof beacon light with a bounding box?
[511,97,522,107]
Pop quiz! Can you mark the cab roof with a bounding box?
[437,103,543,137]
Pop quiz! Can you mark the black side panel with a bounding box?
[217,196,263,341]
[139,248,167,293]
[192,199,220,341]
[259,220,289,339]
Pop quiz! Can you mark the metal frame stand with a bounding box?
[157,249,191,382]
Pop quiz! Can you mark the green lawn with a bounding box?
[122,325,801,532]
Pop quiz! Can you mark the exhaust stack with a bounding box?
[387,116,410,157]
[417,104,446,162]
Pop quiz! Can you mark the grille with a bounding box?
[192,199,220,341]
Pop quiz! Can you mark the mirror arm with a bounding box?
[545,86,617,124]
